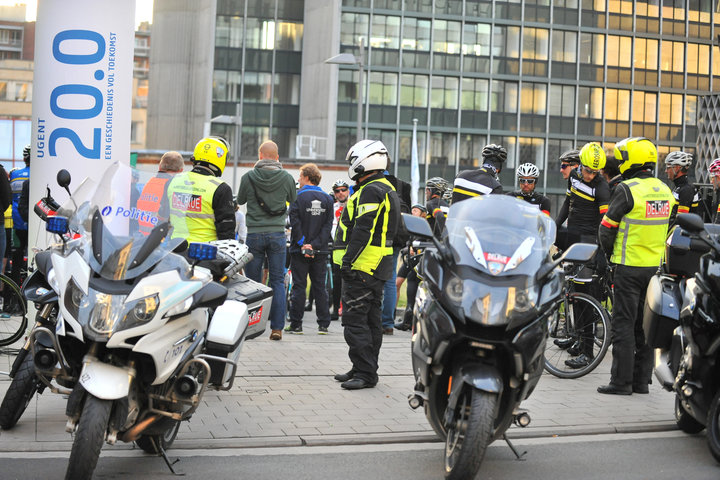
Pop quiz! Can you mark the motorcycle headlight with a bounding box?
[64,279,85,319]
[88,293,126,337]
[120,294,160,330]
[445,274,463,304]
[507,286,538,314]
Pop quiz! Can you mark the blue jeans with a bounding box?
[245,232,287,331]
[381,250,399,329]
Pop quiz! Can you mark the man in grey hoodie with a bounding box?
[237,140,297,340]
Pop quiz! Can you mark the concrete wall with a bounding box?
[146,0,216,152]
[298,0,341,160]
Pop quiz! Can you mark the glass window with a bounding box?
[340,13,369,48]
[462,23,491,57]
[460,78,489,111]
[634,38,659,70]
[491,80,518,113]
[459,134,487,168]
[549,85,576,116]
[605,88,630,121]
[687,43,710,75]
[606,35,632,68]
[659,92,683,125]
[430,76,459,109]
[552,30,577,63]
[216,15,244,48]
[492,25,521,58]
[338,70,358,103]
[433,20,462,55]
[522,28,549,61]
[371,15,400,50]
[429,132,458,178]
[632,90,657,123]
[368,72,398,106]
[661,40,685,72]
[520,83,547,114]
[686,95,697,126]
[400,74,428,108]
[579,32,604,65]
[274,74,301,105]
[577,86,603,118]
[245,18,276,50]
[402,17,431,51]
[275,21,303,51]
[243,72,273,103]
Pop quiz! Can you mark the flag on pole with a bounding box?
[410,118,420,206]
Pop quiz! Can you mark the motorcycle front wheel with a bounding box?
[136,419,181,454]
[676,396,704,434]
[706,390,720,463]
[65,394,112,480]
[444,387,496,480]
[0,352,38,429]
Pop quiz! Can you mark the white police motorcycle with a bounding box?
[30,162,252,479]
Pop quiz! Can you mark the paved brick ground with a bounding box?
[0,318,676,452]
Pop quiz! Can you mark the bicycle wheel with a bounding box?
[544,292,610,379]
[284,269,292,323]
[0,274,27,347]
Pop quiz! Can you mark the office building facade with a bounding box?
[149,0,720,200]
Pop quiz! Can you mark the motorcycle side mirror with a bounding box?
[536,243,598,281]
[676,213,705,234]
[403,213,433,238]
[57,169,72,196]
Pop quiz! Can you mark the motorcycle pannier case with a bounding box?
[224,275,273,340]
[205,300,250,385]
[642,275,680,349]
[665,226,710,278]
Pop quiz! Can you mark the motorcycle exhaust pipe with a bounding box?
[174,375,199,398]
[34,349,57,370]
[654,349,674,391]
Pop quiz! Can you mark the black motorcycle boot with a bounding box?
[334,370,355,382]
[394,309,412,331]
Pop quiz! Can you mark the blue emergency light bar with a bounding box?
[46,216,69,235]
[188,243,217,261]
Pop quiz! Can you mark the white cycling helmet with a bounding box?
[346,139,389,181]
[516,163,539,178]
[664,151,692,169]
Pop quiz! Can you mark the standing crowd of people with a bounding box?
[16,132,720,395]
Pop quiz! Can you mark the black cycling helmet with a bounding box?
[22,144,30,163]
[559,149,581,165]
[481,144,507,164]
[425,176,449,197]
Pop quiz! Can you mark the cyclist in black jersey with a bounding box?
[555,143,611,249]
[424,176,449,234]
[555,143,611,370]
[709,158,720,224]
[451,144,505,203]
[507,163,550,215]
[664,151,700,228]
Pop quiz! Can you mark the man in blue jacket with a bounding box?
[286,163,334,334]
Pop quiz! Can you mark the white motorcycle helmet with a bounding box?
[346,139,389,181]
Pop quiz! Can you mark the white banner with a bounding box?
[30,0,135,250]
[410,118,420,206]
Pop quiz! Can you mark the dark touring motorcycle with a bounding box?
[644,213,720,462]
[404,195,596,479]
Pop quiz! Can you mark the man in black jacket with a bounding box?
[333,140,400,390]
[451,144,506,203]
[286,163,334,334]
[0,164,12,263]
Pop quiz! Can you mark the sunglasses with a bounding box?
[333,188,348,193]
[519,178,536,184]
[560,163,574,170]
[582,166,600,174]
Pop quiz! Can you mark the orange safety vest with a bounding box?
[137,176,171,235]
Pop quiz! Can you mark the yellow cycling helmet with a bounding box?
[192,136,229,176]
[579,142,606,171]
[613,137,657,174]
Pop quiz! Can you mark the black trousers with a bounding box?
[609,264,655,387]
[289,253,330,328]
[10,229,27,287]
[341,271,384,383]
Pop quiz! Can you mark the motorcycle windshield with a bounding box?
[55,162,187,280]
[445,195,555,278]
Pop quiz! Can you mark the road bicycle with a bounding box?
[0,272,28,348]
[544,262,612,379]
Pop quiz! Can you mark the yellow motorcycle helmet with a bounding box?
[579,142,606,171]
[613,137,657,174]
[192,136,229,176]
